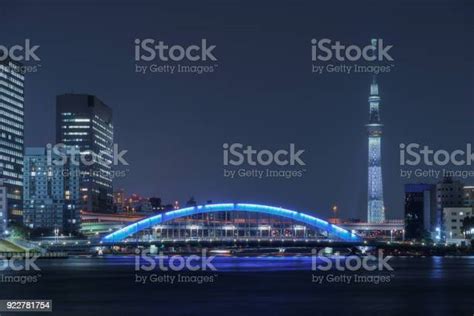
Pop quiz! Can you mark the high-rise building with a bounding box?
[56,94,114,213]
[0,179,8,235]
[436,177,464,238]
[404,184,436,240]
[0,59,24,222]
[367,74,385,224]
[23,147,80,233]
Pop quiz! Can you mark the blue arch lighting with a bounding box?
[101,203,361,243]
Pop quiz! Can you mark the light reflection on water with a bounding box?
[430,256,444,279]
[27,255,474,273]
[1,256,474,315]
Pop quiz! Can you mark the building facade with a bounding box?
[23,147,80,233]
[443,207,472,243]
[56,94,114,213]
[113,189,125,213]
[367,74,385,223]
[464,186,474,207]
[0,59,24,222]
[405,183,439,240]
[404,183,437,240]
[0,179,7,235]
[436,177,464,238]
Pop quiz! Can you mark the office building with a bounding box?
[464,186,474,207]
[56,94,114,213]
[0,179,7,235]
[404,183,436,240]
[436,177,464,238]
[23,147,80,233]
[443,207,472,244]
[0,59,24,222]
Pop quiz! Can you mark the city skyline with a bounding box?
[0,2,473,316]
[4,1,473,221]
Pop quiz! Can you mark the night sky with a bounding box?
[2,0,473,220]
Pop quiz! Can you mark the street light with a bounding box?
[54,228,59,243]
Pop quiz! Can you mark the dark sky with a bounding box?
[1,0,473,220]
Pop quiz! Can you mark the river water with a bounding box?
[0,256,472,315]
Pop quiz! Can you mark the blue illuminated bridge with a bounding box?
[101,203,361,243]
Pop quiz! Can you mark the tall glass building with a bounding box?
[56,94,114,213]
[0,59,24,223]
[404,183,436,240]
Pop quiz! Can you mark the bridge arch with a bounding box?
[101,203,361,243]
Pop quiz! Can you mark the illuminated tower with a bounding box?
[367,75,385,223]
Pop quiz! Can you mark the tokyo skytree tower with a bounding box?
[366,74,385,224]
